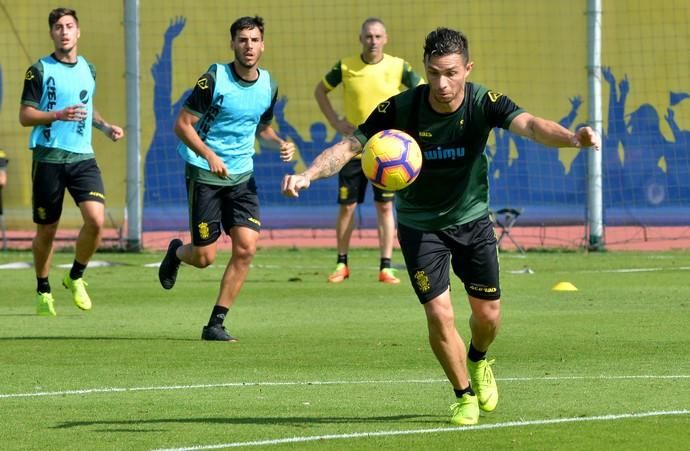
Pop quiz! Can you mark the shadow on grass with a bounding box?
[53,414,440,429]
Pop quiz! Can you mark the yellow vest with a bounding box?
[323,53,411,126]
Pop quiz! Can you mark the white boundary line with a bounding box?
[3,261,690,272]
[1,374,688,399]
[152,410,690,450]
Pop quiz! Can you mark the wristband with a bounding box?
[54,111,61,121]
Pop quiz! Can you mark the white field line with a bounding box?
[152,409,690,451]
[1,374,688,399]
[3,262,690,272]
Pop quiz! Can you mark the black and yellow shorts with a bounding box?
[32,159,105,224]
[186,176,260,246]
[337,159,394,204]
[397,215,501,304]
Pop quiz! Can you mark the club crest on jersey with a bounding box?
[487,91,503,102]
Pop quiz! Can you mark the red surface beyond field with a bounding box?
[2,226,690,252]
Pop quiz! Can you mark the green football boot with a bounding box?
[62,274,92,311]
[449,393,479,426]
[468,358,498,412]
[36,292,57,316]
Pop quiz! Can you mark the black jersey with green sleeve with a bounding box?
[354,82,524,231]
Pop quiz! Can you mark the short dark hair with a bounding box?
[49,8,78,29]
[230,16,264,40]
[423,27,469,62]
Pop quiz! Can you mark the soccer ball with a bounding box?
[361,129,423,191]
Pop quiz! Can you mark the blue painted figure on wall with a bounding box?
[144,17,191,213]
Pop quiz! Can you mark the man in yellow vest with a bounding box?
[314,17,423,284]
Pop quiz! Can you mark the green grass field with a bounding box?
[0,248,688,450]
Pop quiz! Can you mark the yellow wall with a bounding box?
[1,0,688,227]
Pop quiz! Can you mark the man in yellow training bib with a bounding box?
[314,17,424,284]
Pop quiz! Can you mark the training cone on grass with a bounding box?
[552,281,578,291]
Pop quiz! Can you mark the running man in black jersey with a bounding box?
[282,27,600,426]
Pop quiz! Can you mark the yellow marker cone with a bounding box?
[552,281,578,291]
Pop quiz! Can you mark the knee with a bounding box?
[232,242,256,263]
[425,301,456,333]
[190,247,216,268]
[196,257,214,268]
[195,253,216,268]
[36,223,59,241]
[473,302,501,327]
[376,201,393,215]
[83,215,104,232]
[340,203,357,216]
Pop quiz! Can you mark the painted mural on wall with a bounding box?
[142,17,690,229]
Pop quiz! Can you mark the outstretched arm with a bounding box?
[509,112,600,149]
[281,135,362,197]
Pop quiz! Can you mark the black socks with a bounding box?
[454,386,475,398]
[37,277,50,294]
[468,341,487,362]
[208,305,229,327]
[69,260,87,280]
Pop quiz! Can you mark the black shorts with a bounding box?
[397,215,500,303]
[187,176,261,246]
[337,159,394,204]
[32,159,105,224]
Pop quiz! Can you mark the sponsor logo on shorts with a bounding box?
[469,283,497,294]
[89,191,105,200]
[37,207,47,221]
[198,221,210,240]
[248,217,261,226]
[414,270,431,293]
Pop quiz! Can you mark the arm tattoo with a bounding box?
[93,119,106,131]
[309,136,362,179]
